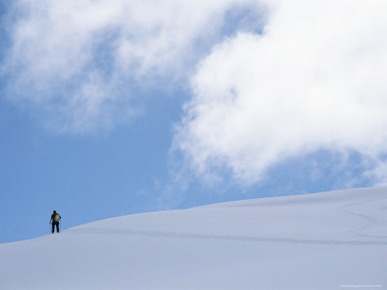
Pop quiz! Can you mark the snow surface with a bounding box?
[1,187,386,290]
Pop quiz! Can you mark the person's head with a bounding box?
[53,210,56,214]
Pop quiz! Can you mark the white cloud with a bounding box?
[3,0,263,133]
[175,0,387,185]
[365,159,387,186]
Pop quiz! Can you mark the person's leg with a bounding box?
[51,222,55,233]
[56,222,60,233]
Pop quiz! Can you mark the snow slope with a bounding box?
[1,187,386,290]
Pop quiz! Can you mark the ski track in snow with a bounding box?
[67,227,387,246]
[66,195,387,246]
[340,196,387,240]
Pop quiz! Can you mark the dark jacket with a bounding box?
[50,211,61,224]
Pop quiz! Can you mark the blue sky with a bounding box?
[1,0,387,243]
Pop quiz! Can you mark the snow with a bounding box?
[1,187,386,289]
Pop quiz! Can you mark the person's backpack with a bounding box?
[54,213,61,222]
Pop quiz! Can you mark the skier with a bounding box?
[49,210,61,233]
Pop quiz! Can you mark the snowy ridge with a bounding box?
[1,187,386,289]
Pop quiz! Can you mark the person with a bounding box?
[49,210,61,233]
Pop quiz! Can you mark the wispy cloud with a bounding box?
[5,0,386,189]
[2,0,263,133]
[174,0,387,185]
